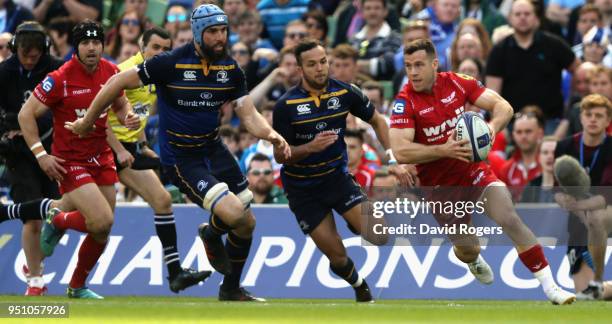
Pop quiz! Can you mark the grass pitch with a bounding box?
[0,296,610,323]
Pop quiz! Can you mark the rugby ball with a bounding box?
[455,112,492,162]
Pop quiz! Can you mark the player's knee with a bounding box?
[586,211,607,230]
[496,212,522,231]
[329,255,349,268]
[23,220,42,232]
[88,215,114,236]
[151,189,172,212]
[237,189,253,209]
[203,182,230,211]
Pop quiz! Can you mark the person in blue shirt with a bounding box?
[256,0,311,50]
[272,39,412,302]
[66,4,291,302]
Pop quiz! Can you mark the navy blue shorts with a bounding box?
[163,143,248,211]
[283,172,366,234]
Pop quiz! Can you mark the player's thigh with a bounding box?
[285,187,330,235]
[119,168,170,210]
[209,143,248,195]
[309,213,348,263]
[331,173,367,235]
[481,183,522,227]
[63,183,114,229]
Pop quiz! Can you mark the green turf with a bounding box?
[0,296,610,323]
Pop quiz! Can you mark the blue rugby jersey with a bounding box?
[273,78,375,187]
[137,42,248,165]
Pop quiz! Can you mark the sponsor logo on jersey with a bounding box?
[422,106,464,138]
[327,97,340,110]
[216,70,229,83]
[200,92,213,99]
[41,76,55,93]
[315,122,327,130]
[297,104,311,115]
[183,71,197,80]
[197,180,208,192]
[392,100,405,114]
[440,91,456,105]
[75,108,87,118]
[72,88,92,96]
[419,107,434,116]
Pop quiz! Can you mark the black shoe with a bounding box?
[198,223,231,275]
[354,280,374,303]
[219,287,266,302]
[169,268,213,293]
[576,280,604,300]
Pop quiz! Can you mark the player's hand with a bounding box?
[121,112,140,130]
[486,122,497,144]
[37,154,67,181]
[307,131,338,153]
[269,132,291,160]
[388,164,417,187]
[64,117,95,137]
[555,192,577,210]
[441,130,472,163]
[140,146,158,159]
[116,149,134,168]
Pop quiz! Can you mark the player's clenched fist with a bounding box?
[120,111,140,130]
[64,117,95,137]
[440,129,472,163]
[307,131,338,153]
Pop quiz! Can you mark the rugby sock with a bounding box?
[0,198,52,223]
[204,214,231,239]
[519,244,554,291]
[69,234,107,289]
[154,213,181,279]
[330,258,363,288]
[221,231,252,290]
[52,211,88,233]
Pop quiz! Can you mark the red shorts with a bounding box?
[427,166,503,226]
[59,151,118,194]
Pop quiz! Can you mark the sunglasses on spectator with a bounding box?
[231,49,249,56]
[249,168,273,176]
[167,14,187,23]
[122,18,140,26]
[306,22,321,29]
[286,32,307,39]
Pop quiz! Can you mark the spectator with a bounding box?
[163,4,189,38]
[330,44,372,86]
[572,4,604,46]
[256,0,311,50]
[235,10,276,51]
[574,26,612,67]
[451,18,492,68]
[417,0,461,71]
[457,57,484,80]
[125,0,148,20]
[231,41,259,90]
[107,10,145,61]
[393,20,430,93]
[486,0,579,135]
[1,1,33,34]
[462,0,506,36]
[496,107,545,201]
[397,0,427,20]
[345,129,377,192]
[370,167,399,200]
[570,61,597,106]
[240,103,280,172]
[349,0,402,80]
[219,125,240,160]
[246,153,288,204]
[449,33,485,72]
[565,65,612,137]
[33,0,101,24]
[250,46,300,106]
[173,25,193,49]
[547,0,584,27]
[238,125,257,156]
[0,32,11,61]
[47,17,73,61]
[116,41,139,64]
[333,0,401,47]
[530,0,563,37]
[224,0,246,44]
[282,19,308,49]
[303,9,328,46]
[521,136,557,203]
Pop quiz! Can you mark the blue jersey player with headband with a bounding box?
[66,4,291,302]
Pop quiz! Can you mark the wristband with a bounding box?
[35,151,48,159]
[386,149,397,164]
[30,142,43,151]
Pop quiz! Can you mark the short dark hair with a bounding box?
[16,30,46,53]
[344,129,364,143]
[361,0,387,8]
[294,39,322,66]
[362,80,384,99]
[219,125,239,142]
[302,9,328,41]
[515,105,545,129]
[47,17,74,42]
[248,153,271,170]
[331,43,358,62]
[142,26,171,48]
[404,38,437,58]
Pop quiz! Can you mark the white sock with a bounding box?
[468,255,482,267]
[352,275,363,288]
[29,276,45,288]
[533,265,556,292]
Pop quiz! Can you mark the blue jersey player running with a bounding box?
[66,4,291,302]
[273,40,410,302]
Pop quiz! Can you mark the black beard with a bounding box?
[304,74,327,90]
[202,43,228,61]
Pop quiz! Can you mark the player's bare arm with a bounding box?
[389,127,472,164]
[111,95,140,130]
[105,121,133,168]
[18,95,66,181]
[472,88,514,135]
[274,131,338,164]
[234,94,291,160]
[65,68,143,136]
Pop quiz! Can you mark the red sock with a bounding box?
[52,211,88,233]
[518,244,549,273]
[69,234,107,288]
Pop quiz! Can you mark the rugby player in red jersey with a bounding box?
[18,20,139,299]
[389,39,575,304]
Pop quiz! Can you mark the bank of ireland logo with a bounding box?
[197,180,208,192]
[315,122,327,130]
[200,92,213,99]
[217,70,229,83]
[327,97,340,110]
